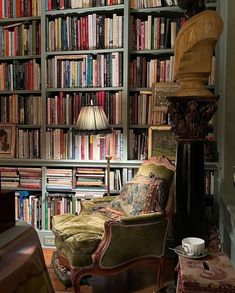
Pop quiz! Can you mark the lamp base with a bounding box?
[105,155,112,197]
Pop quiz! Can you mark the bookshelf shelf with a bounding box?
[0,55,41,60]
[46,48,124,55]
[0,16,41,24]
[0,0,219,246]
[130,49,174,55]
[0,90,42,94]
[45,4,125,15]
[130,7,183,14]
[46,87,124,92]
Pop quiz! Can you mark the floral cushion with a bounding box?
[107,173,169,216]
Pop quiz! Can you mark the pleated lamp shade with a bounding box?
[76,104,112,135]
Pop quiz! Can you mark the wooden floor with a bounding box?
[43,248,176,293]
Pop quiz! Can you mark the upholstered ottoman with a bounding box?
[177,251,235,292]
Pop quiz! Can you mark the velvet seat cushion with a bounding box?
[52,212,110,266]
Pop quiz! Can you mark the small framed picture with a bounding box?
[148,125,177,160]
[0,123,16,158]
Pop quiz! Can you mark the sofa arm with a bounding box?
[120,212,165,224]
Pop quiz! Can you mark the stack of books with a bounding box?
[46,168,73,190]
[75,167,106,198]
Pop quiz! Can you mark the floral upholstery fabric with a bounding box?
[107,173,169,216]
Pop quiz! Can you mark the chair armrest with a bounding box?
[120,212,165,224]
[93,215,169,268]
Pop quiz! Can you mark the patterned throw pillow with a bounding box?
[107,173,169,216]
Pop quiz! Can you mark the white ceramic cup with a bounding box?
[182,237,205,256]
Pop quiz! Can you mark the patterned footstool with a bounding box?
[177,252,235,292]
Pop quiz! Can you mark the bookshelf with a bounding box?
[0,0,219,246]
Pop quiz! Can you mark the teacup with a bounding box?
[182,237,205,256]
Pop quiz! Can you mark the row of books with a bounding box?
[129,91,170,126]
[0,59,41,91]
[15,191,42,229]
[46,14,123,51]
[130,55,216,88]
[46,0,124,11]
[129,92,171,126]
[45,194,81,230]
[129,129,148,160]
[0,94,18,123]
[107,168,123,191]
[47,90,122,125]
[131,16,184,50]
[0,167,42,189]
[129,92,153,126]
[17,129,41,159]
[129,56,175,88]
[0,21,41,57]
[18,95,42,125]
[130,0,215,9]
[45,128,123,160]
[0,94,42,125]
[47,53,123,88]
[130,0,178,8]
[0,0,41,19]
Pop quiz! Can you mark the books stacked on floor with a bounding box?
[75,167,106,198]
[46,168,73,190]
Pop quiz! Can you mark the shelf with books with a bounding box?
[0,7,43,159]
[0,166,42,190]
[0,20,41,57]
[127,7,184,162]
[0,1,41,19]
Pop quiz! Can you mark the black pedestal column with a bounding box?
[167,96,218,245]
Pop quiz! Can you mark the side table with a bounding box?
[177,251,235,292]
[0,220,54,293]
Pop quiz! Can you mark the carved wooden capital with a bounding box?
[167,96,218,141]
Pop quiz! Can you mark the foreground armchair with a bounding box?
[52,155,175,292]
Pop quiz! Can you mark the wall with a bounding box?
[217,0,235,265]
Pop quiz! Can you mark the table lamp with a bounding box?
[76,100,112,196]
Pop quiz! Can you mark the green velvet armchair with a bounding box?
[52,155,175,292]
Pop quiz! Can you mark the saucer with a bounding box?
[173,245,208,259]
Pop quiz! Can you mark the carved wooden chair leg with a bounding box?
[156,257,165,291]
[70,267,84,293]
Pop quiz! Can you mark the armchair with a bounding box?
[52,155,175,292]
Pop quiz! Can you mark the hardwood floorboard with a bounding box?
[43,248,176,293]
